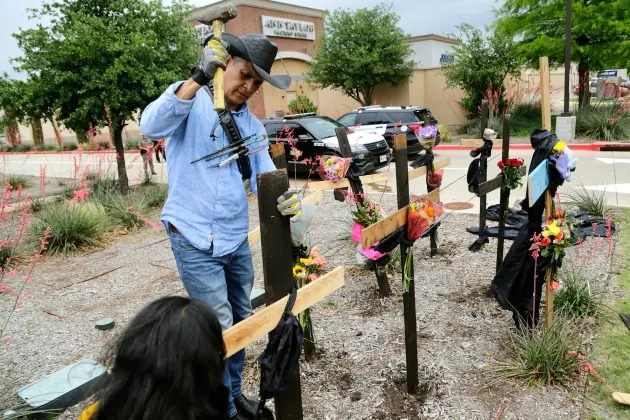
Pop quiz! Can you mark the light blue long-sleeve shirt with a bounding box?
[140,81,276,257]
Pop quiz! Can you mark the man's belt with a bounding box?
[202,85,252,181]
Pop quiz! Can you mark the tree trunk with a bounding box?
[76,130,89,144]
[31,118,44,146]
[113,123,129,194]
[5,120,21,147]
[577,62,590,108]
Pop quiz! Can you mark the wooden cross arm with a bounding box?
[248,190,324,246]
[360,188,440,249]
[477,165,527,196]
[460,138,503,148]
[408,158,451,181]
[222,266,344,358]
[307,171,390,192]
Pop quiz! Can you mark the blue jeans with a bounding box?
[168,229,254,417]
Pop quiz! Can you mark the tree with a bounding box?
[441,24,522,118]
[307,3,415,106]
[288,95,318,115]
[496,0,630,108]
[11,0,199,192]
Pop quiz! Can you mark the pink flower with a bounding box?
[307,274,317,282]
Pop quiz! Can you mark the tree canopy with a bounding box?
[10,0,199,191]
[496,0,630,107]
[307,3,415,106]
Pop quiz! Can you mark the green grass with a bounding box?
[6,175,30,190]
[29,197,46,214]
[95,191,149,228]
[28,203,109,253]
[124,139,139,150]
[139,184,168,208]
[587,209,630,419]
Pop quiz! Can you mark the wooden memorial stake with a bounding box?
[258,169,303,420]
[540,56,554,327]
[393,134,419,394]
[270,142,288,170]
[423,116,439,257]
[336,127,391,297]
[477,100,490,241]
[496,114,511,272]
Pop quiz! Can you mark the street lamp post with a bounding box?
[562,0,572,116]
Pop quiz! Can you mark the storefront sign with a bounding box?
[598,70,618,77]
[261,16,315,40]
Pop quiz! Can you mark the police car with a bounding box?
[262,113,391,175]
[337,105,440,154]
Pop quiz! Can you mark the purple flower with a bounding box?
[419,125,438,139]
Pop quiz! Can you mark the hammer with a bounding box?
[197,4,238,111]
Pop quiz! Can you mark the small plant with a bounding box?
[140,184,168,208]
[12,144,32,153]
[98,191,149,228]
[29,203,109,253]
[61,182,81,200]
[65,143,78,151]
[288,95,318,115]
[554,266,599,318]
[124,139,139,150]
[437,124,452,143]
[575,100,630,141]
[29,197,46,213]
[7,175,30,189]
[493,316,582,386]
[565,182,609,218]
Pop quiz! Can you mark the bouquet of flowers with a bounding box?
[548,140,579,181]
[498,157,525,190]
[317,156,350,182]
[530,210,574,263]
[415,125,438,148]
[292,247,326,287]
[407,197,444,241]
[427,170,443,190]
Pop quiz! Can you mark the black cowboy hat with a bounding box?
[206,32,291,90]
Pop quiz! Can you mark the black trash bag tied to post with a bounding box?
[466,139,494,195]
[256,286,303,419]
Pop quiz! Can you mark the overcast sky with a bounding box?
[0,0,503,79]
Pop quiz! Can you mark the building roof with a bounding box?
[407,34,459,45]
[194,0,325,19]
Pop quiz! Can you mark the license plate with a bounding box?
[379,155,387,163]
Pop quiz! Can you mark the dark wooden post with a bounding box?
[496,114,511,272]
[270,142,287,170]
[393,134,418,394]
[423,116,439,257]
[336,127,391,297]
[258,169,303,420]
[478,100,490,238]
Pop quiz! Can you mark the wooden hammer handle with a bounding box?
[212,20,225,111]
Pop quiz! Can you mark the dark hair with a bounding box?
[93,296,229,420]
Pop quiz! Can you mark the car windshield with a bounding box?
[300,117,344,139]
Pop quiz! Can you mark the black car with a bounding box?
[337,106,440,154]
[262,113,391,175]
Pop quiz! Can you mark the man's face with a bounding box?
[224,56,264,109]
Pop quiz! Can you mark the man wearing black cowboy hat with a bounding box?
[141,33,310,420]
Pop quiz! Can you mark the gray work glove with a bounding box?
[277,190,302,218]
[191,38,228,86]
[290,203,316,247]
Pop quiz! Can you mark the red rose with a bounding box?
[540,237,551,247]
[507,158,514,166]
[498,161,505,169]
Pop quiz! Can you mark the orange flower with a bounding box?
[424,202,436,218]
[540,237,551,247]
[555,231,564,241]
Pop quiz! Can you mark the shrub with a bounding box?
[89,176,120,201]
[29,203,109,253]
[41,144,61,152]
[7,175,30,189]
[565,182,608,218]
[575,101,630,141]
[97,191,149,228]
[11,144,32,153]
[124,139,139,150]
[554,266,599,318]
[493,316,582,386]
[29,197,46,213]
[437,124,453,143]
[65,143,78,151]
[288,95,318,115]
[140,184,168,208]
[60,182,81,200]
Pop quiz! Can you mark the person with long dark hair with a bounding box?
[79,296,229,420]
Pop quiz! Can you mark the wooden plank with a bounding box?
[539,56,552,131]
[247,191,323,247]
[223,267,344,358]
[408,158,451,181]
[307,171,390,192]
[257,169,303,418]
[460,138,503,148]
[362,188,441,249]
[496,114,511,272]
[270,142,287,170]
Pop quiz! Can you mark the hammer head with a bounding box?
[197,3,238,25]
